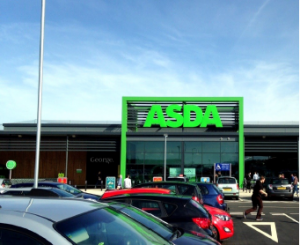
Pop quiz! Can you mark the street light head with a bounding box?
[163,134,168,138]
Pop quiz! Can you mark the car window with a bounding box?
[118,206,174,239]
[177,185,195,196]
[0,226,50,245]
[56,184,82,194]
[212,184,222,194]
[271,179,289,185]
[162,202,177,215]
[198,185,209,195]
[218,178,236,184]
[131,200,162,216]
[2,179,12,186]
[55,207,170,245]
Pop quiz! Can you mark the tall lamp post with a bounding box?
[163,134,168,181]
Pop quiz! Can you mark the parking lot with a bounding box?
[223,195,299,245]
[83,188,299,245]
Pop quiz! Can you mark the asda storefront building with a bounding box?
[0,96,298,187]
[121,97,245,185]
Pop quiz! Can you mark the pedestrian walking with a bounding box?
[292,174,298,196]
[117,174,123,189]
[95,171,102,189]
[253,172,258,181]
[124,175,132,189]
[291,173,295,184]
[246,172,251,193]
[244,176,268,221]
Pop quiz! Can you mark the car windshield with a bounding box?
[50,188,76,197]
[218,178,236,184]
[271,179,289,185]
[116,205,175,240]
[55,207,171,245]
[56,184,82,195]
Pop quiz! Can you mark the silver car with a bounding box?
[216,177,239,199]
[0,197,173,244]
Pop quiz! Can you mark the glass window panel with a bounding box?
[126,152,144,165]
[184,153,202,165]
[202,153,220,165]
[221,142,238,153]
[144,153,164,165]
[202,142,220,153]
[221,153,238,163]
[127,142,144,152]
[145,142,164,152]
[167,142,182,155]
[184,142,202,153]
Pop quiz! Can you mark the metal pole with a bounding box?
[34,0,46,188]
[66,136,69,177]
[164,134,168,181]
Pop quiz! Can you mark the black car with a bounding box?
[133,181,204,204]
[101,193,217,239]
[109,201,221,245]
[266,178,294,200]
[0,187,76,198]
[11,181,100,200]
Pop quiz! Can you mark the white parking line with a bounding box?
[243,222,278,243]
[229,212,265,215]
[271,213,299,223]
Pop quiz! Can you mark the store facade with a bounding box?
[0,96,298,186]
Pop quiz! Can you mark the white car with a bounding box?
[216,177,239,199]
[0,178,12,193]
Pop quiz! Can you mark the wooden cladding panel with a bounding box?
[0,151,86,185]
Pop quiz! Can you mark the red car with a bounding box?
[101,188,234,241]
[101,188,174,199]
[204,205,234,241]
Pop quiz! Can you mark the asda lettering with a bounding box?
[143,105,223,128]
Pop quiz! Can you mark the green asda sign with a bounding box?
[143,104,223,128]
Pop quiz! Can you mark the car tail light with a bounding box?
[192,196,199,203]
[192,217,211,229]
[268,184,273,189]
[237,184,239,190]
[1,184,5,187]
[216,194,224,205]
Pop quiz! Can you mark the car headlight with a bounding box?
[214,214,231,221]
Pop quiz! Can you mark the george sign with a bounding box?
[6,160,16,170]
[106,176,116,189]
[143,105,223,128]
[201,177,210,183]
[184,168,196,178]
[57,177,68,184]
[169,168,181,177]
[153,176,163,182]
[215,163,231,171]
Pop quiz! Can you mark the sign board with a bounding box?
[184,168,196,178]
[215,163,231,171]
[6,160,16,170]
[169,168,181,177]
[106,176,116,189]
[57,177,68,184]
[153,176,163,182]
[76,169,82,174]
[201,177,210,183]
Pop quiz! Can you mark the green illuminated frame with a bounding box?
[121,97,244,187]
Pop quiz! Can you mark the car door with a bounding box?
[130,199,166,217]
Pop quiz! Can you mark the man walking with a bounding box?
[117,174,123,189]
[244,176,268,221]
[124,175,132,189]
[246,172,252,193]
[253,172,258,181]
[292,174,298,197]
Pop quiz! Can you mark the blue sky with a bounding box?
[0,0,298,126]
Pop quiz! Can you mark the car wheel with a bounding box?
[288,196,294,201]
[212,225,220,241]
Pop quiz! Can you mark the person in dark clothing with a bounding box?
[246,172,251,193]
[95,171,102,188]
[244,176,268,221]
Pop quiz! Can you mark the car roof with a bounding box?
[102,188,173,199]
[101,193,190,201]
[0,197,107,222]
[217,176,236,179]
